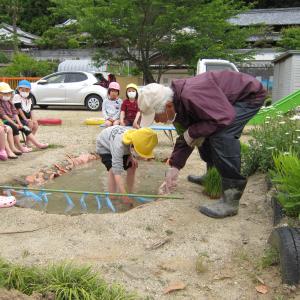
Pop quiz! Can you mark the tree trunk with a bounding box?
[142,66,156,84]
[12,4,19,53]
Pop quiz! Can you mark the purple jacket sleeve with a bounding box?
[169,136,194,170]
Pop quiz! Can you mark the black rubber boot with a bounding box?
[187,174,207,186]
[199,178,247,218]
[187,163,213,186]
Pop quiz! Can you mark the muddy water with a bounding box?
[22,160,166,214]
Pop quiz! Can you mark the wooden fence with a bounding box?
[0,77,41,89]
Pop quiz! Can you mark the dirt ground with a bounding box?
[0,108,299,300]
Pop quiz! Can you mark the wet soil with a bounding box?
[0,108,299,299]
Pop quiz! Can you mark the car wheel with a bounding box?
[268,227,300,285]
[39,105,48,109]
[86,94,102,111]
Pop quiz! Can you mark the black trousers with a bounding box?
[198,102,261,180]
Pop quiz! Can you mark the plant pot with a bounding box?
[268,227,300,285]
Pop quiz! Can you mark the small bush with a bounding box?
[203,167,222,198]
[270,152,300,217]
[0,53,57,77]
[0,259,137,299]
[0,51,10,63]
[241,116,300,176]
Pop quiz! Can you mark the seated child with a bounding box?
[0,122,7,160]
[0,83,48,152]
[0,119,21,160]
[120,83,140,129]
[13,80,39,138]
[96,125,158,204]
[102,82,122,127]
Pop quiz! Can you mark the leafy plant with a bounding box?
[0,259,137,299]
[203,167,222,198]
[241,116,300,176]
[270,152,300,217]
[0,53,57,77]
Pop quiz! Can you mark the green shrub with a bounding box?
[203,167,222,198]
[0,53,57,77]
[270,152,300,218]
[241,116,300,176]
[0,51,10,63]
[0,259,137,299]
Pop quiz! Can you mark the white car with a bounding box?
[30,71,107,111]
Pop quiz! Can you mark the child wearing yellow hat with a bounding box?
[96,125,158,204]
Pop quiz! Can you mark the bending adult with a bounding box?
[138,70,266,219]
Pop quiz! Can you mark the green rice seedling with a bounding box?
[270,152,300,217]
[203,167,222,198]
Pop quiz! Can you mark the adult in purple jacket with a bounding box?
[138,70,266,219]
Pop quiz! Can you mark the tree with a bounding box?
[52,0,257,83]
[0,0,24,52]
[278,27,300,50]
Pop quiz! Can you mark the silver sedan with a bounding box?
[30,71,107,111]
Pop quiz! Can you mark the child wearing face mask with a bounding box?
[0,82,48,152]
[120,83,140,129]
[102,82,123,127]
[13,80,39,138]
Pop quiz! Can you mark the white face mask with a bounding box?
[20,91,29,98]
[127,91,136,99]
[2,95,11,101]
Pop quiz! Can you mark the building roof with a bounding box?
[0,23,39,46]
[55,19,78,28]
[273,50,300,63]
[229,7,300,26]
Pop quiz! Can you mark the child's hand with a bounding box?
[127,156,138,168]
[133,121,140,129]
[120,120,125,126]
[122,196,134,207]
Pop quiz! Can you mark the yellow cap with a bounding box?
[126,83,138,91]
[0,82,14,93]
[122,128,158,159]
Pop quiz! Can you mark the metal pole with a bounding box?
[0,185,183,200]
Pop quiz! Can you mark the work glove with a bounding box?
[158,167,179,195]
[183,130,205,148]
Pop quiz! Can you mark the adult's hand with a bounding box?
[183,130,205,148]
[158,167,179,194]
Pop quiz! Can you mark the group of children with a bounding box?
[0,80,48,161]
[102,82,141,129]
